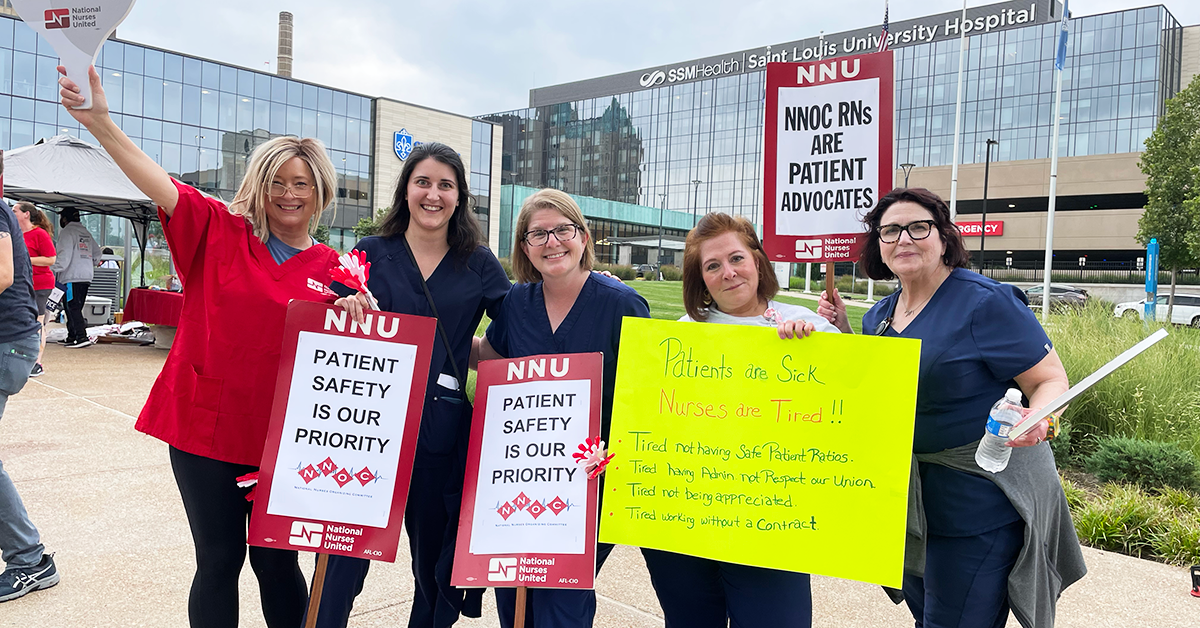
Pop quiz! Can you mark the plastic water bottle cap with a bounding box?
[1005,388,1023,403]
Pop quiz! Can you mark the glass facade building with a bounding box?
[484,2,1183,238]
[0,13,373,253]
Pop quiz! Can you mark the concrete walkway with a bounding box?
[1,340,1196,627]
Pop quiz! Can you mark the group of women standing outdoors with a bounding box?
[59,60,1084,628]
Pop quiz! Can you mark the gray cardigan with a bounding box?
[886,441,1088,628]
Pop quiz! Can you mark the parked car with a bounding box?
[1113,293,1200,327]
[1024,284,1089,309]
[635,264,657,279]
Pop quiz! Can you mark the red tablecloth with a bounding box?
[124,288,184,326]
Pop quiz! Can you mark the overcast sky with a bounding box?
[113,0,1199,117]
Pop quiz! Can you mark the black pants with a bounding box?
[311,457,481,628]
[170,446,307,628]
[64,281,90,342]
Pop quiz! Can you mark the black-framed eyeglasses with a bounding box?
[270,182,313,199]
[523,224,581,246]
[878,220,936,244]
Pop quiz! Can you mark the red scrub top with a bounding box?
[23,226,56,291]
[136,181,340,466]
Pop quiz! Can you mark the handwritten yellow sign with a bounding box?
[599,318,920,588]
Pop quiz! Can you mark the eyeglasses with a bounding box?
[523,224,581,246]
[269,182,313,198]
[878,220,936,244]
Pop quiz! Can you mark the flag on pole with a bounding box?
[1055,0,1070,70]
[878,1,890,53]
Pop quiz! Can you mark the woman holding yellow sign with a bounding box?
[636,211,836,628]
[818,188,1085,628]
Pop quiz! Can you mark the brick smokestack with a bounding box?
[277,12,293,78]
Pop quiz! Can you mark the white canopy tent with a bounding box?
[2,134,159,291]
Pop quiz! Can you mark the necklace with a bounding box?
[901,292,934,317]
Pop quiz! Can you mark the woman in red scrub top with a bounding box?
[60,66,341,628]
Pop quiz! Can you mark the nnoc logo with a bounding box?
[45,8,70,29]
[639,70,666,88]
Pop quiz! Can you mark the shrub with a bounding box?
[497,257,514,280]
[1154,486,1200,513]
[1044,302,1200,460]
[660,265,683,281]
[786,275,895,297]
[1150,517,1200,566]
[1059,475,1088,511]
[595,263,636,281]
[1085,436,1199,492]
[1071,483,1165,558]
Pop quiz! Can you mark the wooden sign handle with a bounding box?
[514,585,529,627]
[824,262,835,296]
[304,553,330,628]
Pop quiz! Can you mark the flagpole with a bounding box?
[949,0,968,221]
[1042,2,1069,321]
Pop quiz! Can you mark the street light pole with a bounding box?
[979,139,999,272]
[657,192,668,280]
[900,162,916,187]
[690,179,703,227]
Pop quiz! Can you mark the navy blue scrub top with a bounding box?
[863,268,1053,536]
[334,235,511,460]
[485,273,651,438]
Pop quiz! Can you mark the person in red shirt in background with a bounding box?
[60,66,341,628]
[11,203,54,377]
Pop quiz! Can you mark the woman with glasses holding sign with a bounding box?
[637,211,835,628]
[59,68,341,628]
[315,142,511,628]
[473,188,649,628]
[817,188,1084,628]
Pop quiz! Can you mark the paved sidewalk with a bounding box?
[1,340,1196,627]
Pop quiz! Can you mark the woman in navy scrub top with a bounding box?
[474,188,649,628]
[818,188,1073,628]
[314,143,511,628]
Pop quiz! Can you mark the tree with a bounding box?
[352,207,389,239]
[1138,74,1200,322]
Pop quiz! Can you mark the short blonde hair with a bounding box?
[512,189,594,284]
[228,136,338,242]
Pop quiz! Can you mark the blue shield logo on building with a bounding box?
[394,129,414,161]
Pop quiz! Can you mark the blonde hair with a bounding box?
[228,136,338,242]
[511,189,594,284]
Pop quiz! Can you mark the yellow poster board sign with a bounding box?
[599,318,920,588]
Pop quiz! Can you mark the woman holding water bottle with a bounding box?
[818,188,1085,628]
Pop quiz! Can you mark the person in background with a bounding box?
[638,211,832,628]
[99,247,120,269]
[61,65,342,628]
[315,142,510,628]
[817,187,1085,628]
[50,208,100,349]
[0,196,59,602]
[12,203,55,376]
[473,188,650,628]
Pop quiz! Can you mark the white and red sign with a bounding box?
[956,221,1004,236]
[764,52,894,263]
[248,301,435,562]
[10,0,137,108]
[452,353,603,589]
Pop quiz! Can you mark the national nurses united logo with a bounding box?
[394,129,414,161]
[45,8,70,29]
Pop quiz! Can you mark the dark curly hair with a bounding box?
[378,142,484,263]
[859,187,970,281]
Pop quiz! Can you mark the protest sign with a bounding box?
[452,353,602,589]
[599,318,918,588]
[10,0,137,108]
[248,301,434,562]
[763,52,893,263]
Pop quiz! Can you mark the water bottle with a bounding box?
[975,388,1024,473]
